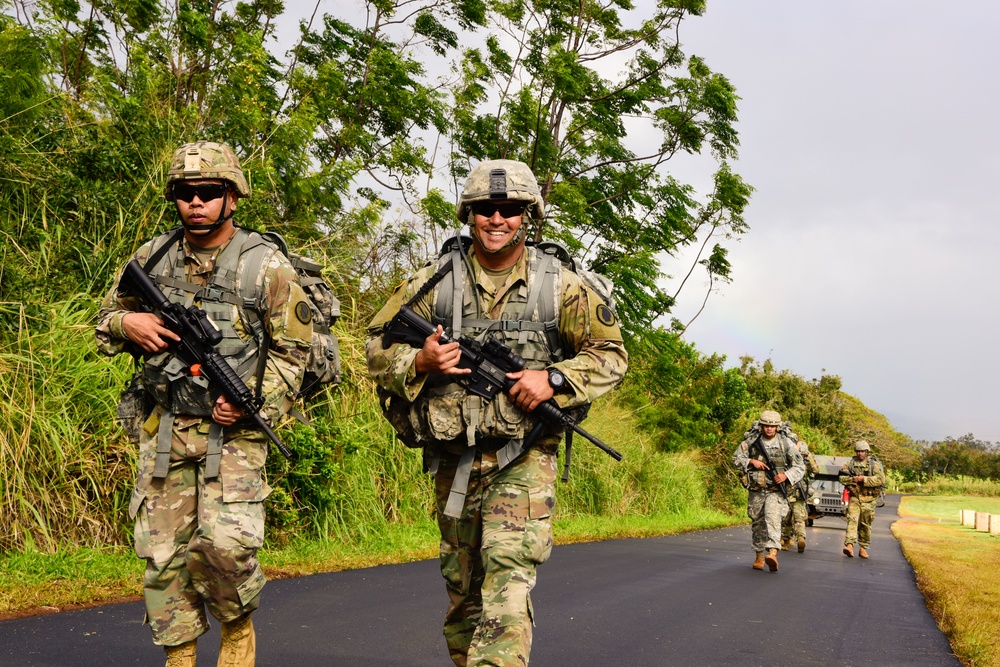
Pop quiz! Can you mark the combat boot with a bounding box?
[765,548,779,572]
[843,544,854,557]
[752,552,765,570]
[797,536,806,553]
[164,640,197,667]
[219,612,255,667]
[859,546,869,559]
[780,537,790,551]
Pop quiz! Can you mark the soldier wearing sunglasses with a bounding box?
[96,141,314,667]
[367,159,628,666]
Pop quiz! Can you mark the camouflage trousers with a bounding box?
[747,489,789,552]
[781,496,808,541]
[129,408,270,646]
[844,496,877,548]
[434,447,556,667]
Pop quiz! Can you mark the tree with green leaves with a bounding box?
[436,0,752,334]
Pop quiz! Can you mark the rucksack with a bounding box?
[534,241,618,317]
[259,232,342,399]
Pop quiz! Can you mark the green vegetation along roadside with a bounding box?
[895,494,1000,667]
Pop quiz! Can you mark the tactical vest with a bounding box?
[418,244,567,518]
[846,456,884,500]
[746,434,794,492]
[139,227,277,479]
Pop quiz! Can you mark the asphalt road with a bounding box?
[0,495,958,666]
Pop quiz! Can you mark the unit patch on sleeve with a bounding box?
[596,303,616,327]
[295,301,313,325]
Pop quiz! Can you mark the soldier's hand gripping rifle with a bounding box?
[118,259,293,459]
[380,263,623,469]
[749,437,789,499]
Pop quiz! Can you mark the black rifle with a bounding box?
[380,263,622,471]
[118,259,293,459]
[794,478,810,501]
[748,436,789,499]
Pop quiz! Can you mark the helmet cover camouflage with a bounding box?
[854,440,871,451]
[457,159,545,222]
[759,410,782,426]
[164,141,250,200]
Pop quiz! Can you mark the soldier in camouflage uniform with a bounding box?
[367,159,628,666]
[781,439,819,552]
[733,410,805,572]
[839,440,886,559]
[96,142,313,667]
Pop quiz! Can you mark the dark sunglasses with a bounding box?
[471,201,527,218]
[173,182,229,203]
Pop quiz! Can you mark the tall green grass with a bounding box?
[0,298,133,552]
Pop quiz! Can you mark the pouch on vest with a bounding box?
[377,386,423,448]
[116,369,154,444]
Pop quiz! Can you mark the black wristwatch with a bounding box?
[547,368,566,391]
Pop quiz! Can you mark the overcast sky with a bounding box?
[662,0,1000,443]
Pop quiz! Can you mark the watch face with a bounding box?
[548,369,565,388]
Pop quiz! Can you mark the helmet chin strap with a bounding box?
[467,210,527,255]
[178,191,233,236]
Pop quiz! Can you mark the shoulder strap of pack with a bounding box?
[141,227,185,273]
[519,246,562,357]
[235,231,279,399]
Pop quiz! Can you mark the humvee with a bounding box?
[805,455,852,525]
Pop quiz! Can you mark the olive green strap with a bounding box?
[443,447,477,519]
[153,409,174,479]
[205,422,224,480]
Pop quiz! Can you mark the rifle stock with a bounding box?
[119,259,293,459]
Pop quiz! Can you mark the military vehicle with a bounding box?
[805,455,852,525]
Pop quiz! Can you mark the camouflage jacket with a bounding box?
[95,227,312,427]
[839,456,886,501]
[733,433,806,493]
[365,246,628,450]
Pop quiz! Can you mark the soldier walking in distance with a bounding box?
[840,440,886,559]
[96,142,313,666]
[367,159,628,666]
[781,438,819,553]
[733,411,805,572]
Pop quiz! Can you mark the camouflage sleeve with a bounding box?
[838,463,854,487]
[733,440,751,470]
[866,461,887,489]
[255,250,312,423]
[783,440,805,486]
[94,242,156,357]
[806,452,820,477]
[550,271,628,409]
[364,264,438,401]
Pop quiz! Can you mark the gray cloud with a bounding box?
[669,0,1000,442]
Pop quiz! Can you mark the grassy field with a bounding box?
[895,495,1000,667]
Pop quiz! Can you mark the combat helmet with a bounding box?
[854,440,871,451]
[164,141,250,200]
[759,410,782,426]
[457,159,545,222]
